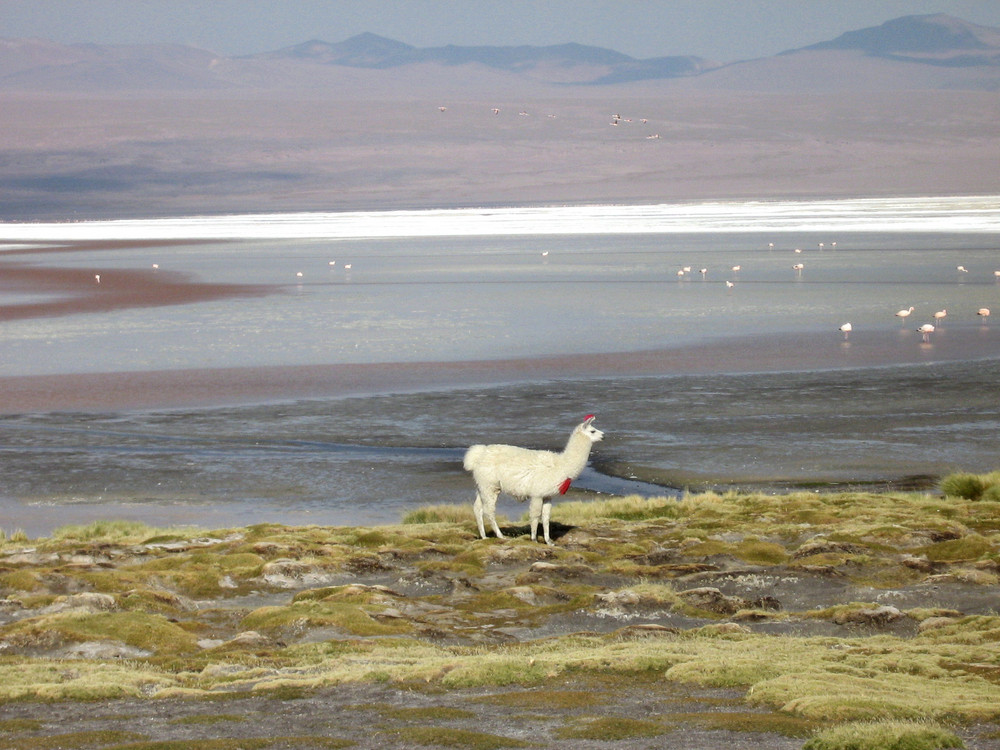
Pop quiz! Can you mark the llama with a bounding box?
[463,415,604,545]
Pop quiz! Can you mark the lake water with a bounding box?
[2,197,999,536]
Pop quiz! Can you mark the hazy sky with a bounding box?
[4,1,1000,61]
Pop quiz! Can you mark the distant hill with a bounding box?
[801,12,1000,65]
[0,38,223,90]
[254,33,416,67]
[681,13,1000,92]
[1,14,999,93]
[251,33,717,84]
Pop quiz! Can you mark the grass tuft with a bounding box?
[940,473,988,501]
[50,520,194,544]
[392,726,534,748]
[402,505,475,525]
[554,716,670,740]
[940,469,1000,502]
[551,494,680,522]
[803,720,965,750]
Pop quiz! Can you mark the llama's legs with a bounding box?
[483,488,504,539]
[528,496,543,542]
[541,500,553,546]
[473,492,487,539]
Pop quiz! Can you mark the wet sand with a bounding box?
[3,237,1000,413]
[2,326,998,414]
[0,240,271,322]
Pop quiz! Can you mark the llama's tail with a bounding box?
[463,445,486,472]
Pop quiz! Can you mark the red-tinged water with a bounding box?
[1,202,999,535]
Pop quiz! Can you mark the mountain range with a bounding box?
[2,13,999,92]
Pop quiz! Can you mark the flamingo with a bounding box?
[700,268,708,278]
[895,306,915,322]
[725,280,735,289]
[839,322,852,340]
[957,265,968,273]
[792,263,804,272]
[933,309,947,321]
[94,274,101,284]
[978,307,990,319]
[917,323,935,343]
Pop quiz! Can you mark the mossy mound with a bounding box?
[0,485,998,747]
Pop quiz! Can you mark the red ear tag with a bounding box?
[559,478,572,495]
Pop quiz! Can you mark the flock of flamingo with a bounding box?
[838,262,996,344]
[107,240,992,352]
[667,245,997,347]
[859,301,993,344]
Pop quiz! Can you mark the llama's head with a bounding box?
[580,414,604,443]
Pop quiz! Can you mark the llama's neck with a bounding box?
[559,428,594,477]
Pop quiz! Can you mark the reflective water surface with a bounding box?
[1,199,999,535]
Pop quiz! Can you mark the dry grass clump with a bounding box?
[551,494,681,522]
[402,504,479,525]
[50,520,198,544]
[803,720,964,750]
[390,726,534,749]
[553,715,670,740]
[941,470,1000,502]
[0,528,29,544]
[243,586,414,638]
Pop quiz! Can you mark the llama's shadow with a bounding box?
[500,521,576,542]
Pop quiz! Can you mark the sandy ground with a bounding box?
[2,322,1000,414]
[2,89,999,219]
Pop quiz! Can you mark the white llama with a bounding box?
[463,415,604,545]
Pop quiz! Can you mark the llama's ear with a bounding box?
[583,414,595,426]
